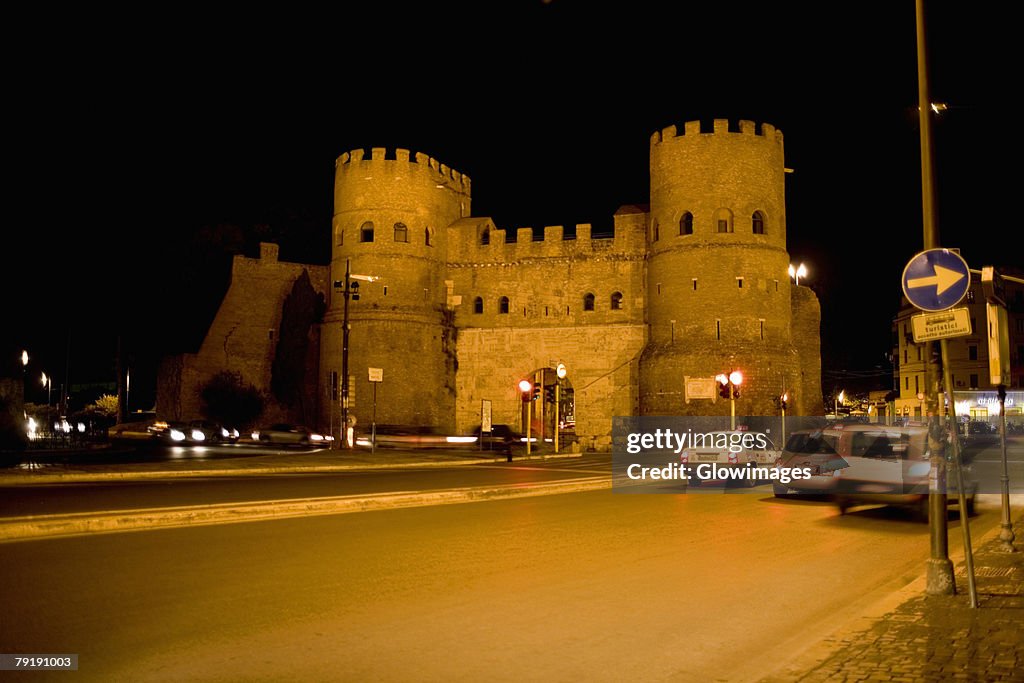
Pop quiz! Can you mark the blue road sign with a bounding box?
[901,249,970,312]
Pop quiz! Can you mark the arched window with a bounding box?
[680,212,693,235]
[473,297,483,314]
[611,292,623,310]
[481,228,490,246]
[652,220,659,242]
[336,225,344,246]
[499,296,510,314]
[714,209,733,233]
[583,293,595,311]
[360,222,374,242]
[425,226,434,247]
[752,211,765,234]
[394,222,408,242]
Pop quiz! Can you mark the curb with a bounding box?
[0,475,610,544]
[0,452,585,486]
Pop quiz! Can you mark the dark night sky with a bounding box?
[3,2,1016,408]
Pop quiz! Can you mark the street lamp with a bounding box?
[779,391,788,445]
[518,379,533,456]
[834,389,846,419]
[716,370,743,430]
[334,259,380,450]
[788,263,808,286]
[41,372,52,412]
[554,363,567,454]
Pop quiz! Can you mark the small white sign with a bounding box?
[910,307,972,343]
[684,376,717,403]
[368,367,383,383]
[481,399,492,433]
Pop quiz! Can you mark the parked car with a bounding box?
[251,424,331,447]
[679,430,781,486]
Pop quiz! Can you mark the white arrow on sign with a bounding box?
[906,264,965,296]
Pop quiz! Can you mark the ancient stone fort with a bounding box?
[158,119,824,448]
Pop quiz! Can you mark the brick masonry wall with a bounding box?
[157,244,329,427]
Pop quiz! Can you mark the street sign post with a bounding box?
[368,368,382,453]
[901,248,970,311]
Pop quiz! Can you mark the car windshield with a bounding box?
[784,432,838,455]
[850,432,908,459]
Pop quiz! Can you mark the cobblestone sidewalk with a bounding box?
[765,512,1024,683]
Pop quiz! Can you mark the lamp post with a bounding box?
[333,259,379,450]
[555,363,567,454]
[788,263,808,286]
[716,371,743,430]
[518,379,533,456]
[779,391,788,446]
[834,390,845,419]
[41,372,52,412]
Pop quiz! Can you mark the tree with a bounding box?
[199,371,264,429]
[88,394,119,419]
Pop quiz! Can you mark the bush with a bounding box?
[199,371,264,429]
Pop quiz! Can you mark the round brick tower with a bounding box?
[639,119,814,416]
[321,147,470,433]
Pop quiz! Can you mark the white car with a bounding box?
[679,430,781,486]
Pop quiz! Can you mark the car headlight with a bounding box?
[170,429,187,442]
[251,431,260,440]
[310,434,324,441]
[191,429,205,441]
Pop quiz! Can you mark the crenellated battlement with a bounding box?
[650,119,782,146]
[446,214,649,266]
[335,147,471,193]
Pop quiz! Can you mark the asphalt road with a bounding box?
[0,458,607,517]
[0,483,1001,682]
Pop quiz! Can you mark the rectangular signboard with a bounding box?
[910,307,972,342]
[368,367,383,383]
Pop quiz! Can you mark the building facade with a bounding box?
[160,119,824,448]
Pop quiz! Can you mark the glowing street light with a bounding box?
[834,390,846,418]
[41,372,52,411]
[716,370,743,430]
[788,263,808,286]
[21,350,29,368]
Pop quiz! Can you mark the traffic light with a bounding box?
[718,379,731,399]
[779,392,788,410]
[544,385,556,403]
[350,281,360,300]
[533,382,541,401]
[518,379,532,402]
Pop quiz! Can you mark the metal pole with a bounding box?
[371,381,377,455]
[781,403,786,447]
[341,258,351,450]
[941,339,977,606]
[526,397,532,456]
[916,0,954,595]
[730,384,736,430]
[997,385,1016,551]
[554,381,560,454]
